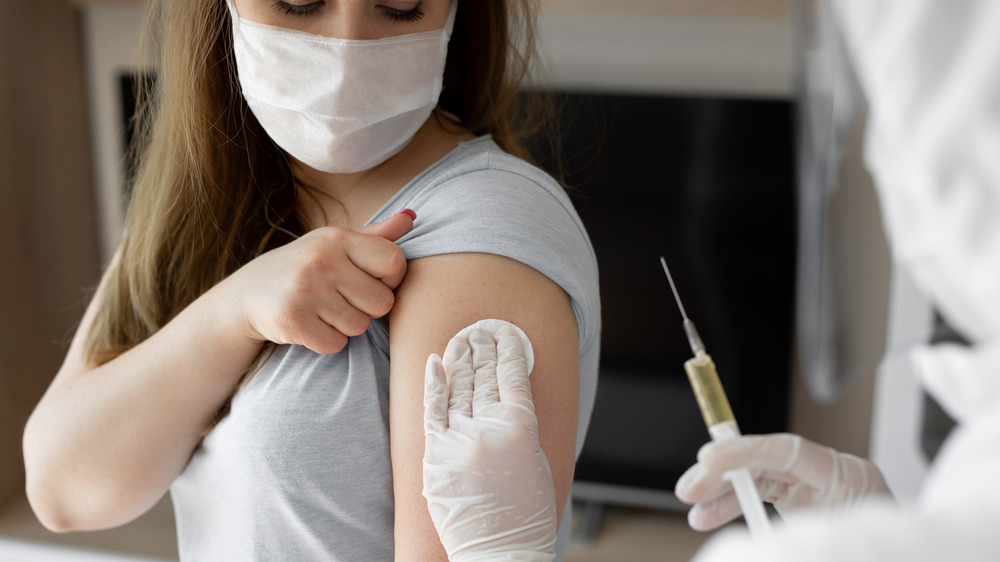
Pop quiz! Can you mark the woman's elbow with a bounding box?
[24,472,140,534]
[25,477,82,534]
[23,426,76,531]
[23,434,128,533]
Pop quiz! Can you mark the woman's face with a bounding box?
[231,0,452,39]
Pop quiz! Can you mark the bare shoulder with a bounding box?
[389,251,580,449]
[395,252,574,335]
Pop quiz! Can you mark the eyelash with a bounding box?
[382,4,425,23]
[273,1,320,16]
[271,1,425,23]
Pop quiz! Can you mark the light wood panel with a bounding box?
[0,0,101,508]
[69,0,790,18]
[544,0,788,18]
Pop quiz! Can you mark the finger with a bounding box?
[357,209,416,242]
[443,335,474,420]
[675,457,745,506]
[423,354,449,435]
[675,461,732,503]
[298,314,349,355]
[687,491,744,531]
[342,232,408,289]
[469,329,500,414]
[700,433,842,497]
[678,461,763,531]
[699,434,805,477]
[315,289,373,337]
[324,265,397,319]
[675,462,706,504]
[495,324,535,414]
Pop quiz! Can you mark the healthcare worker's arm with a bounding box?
[389,253,579,561]
[830,0,1000,422]
[675,433,892,529]
[423,324,557,561]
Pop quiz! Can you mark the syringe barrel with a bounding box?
[684,351,737,430]
[684,351,773,540]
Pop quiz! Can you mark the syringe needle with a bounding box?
[659,256,706,355]
[659,256,689,320]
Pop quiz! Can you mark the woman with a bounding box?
[22,0,600,560]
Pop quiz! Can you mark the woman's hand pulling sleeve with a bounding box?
[422,324,558,562]
[675,433,894,531]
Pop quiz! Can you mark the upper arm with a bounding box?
[389,252,580,561]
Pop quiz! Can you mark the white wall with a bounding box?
[81,4,153,260]
[536,11,793,97]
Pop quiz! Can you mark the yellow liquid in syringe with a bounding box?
[683,350,737,431]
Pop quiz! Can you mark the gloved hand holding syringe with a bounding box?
[659,256,774,540]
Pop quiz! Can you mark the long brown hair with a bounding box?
[85,0,550,366]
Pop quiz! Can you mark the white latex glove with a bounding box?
[422,323,558,562]
[675,433,893,530]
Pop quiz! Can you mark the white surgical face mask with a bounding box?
[228,1,458,174]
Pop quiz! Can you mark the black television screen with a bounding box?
[530,92,797,504]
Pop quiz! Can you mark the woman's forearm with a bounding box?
[23,278,261,533]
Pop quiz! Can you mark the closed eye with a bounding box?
[273,0,323,16]
[381,3,425,23]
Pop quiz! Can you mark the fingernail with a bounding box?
[394,208,417,221]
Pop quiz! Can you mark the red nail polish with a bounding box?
[395,208,417,221]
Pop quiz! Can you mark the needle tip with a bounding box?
[659,256,688,320]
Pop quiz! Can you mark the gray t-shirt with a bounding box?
[170,136,601,561]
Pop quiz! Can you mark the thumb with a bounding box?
[358,209,416,242]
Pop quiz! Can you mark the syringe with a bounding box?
[660,256,773,540]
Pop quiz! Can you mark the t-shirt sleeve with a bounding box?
[370,146,602,466]
[390,160,600,351]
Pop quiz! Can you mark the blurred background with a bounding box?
[0,0,933,560]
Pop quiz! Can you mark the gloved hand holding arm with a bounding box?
[422,323,558,562]
[675,433,893,530]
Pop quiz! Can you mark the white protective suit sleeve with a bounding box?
[694,0,1000,559]
[833,0,1000,421]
